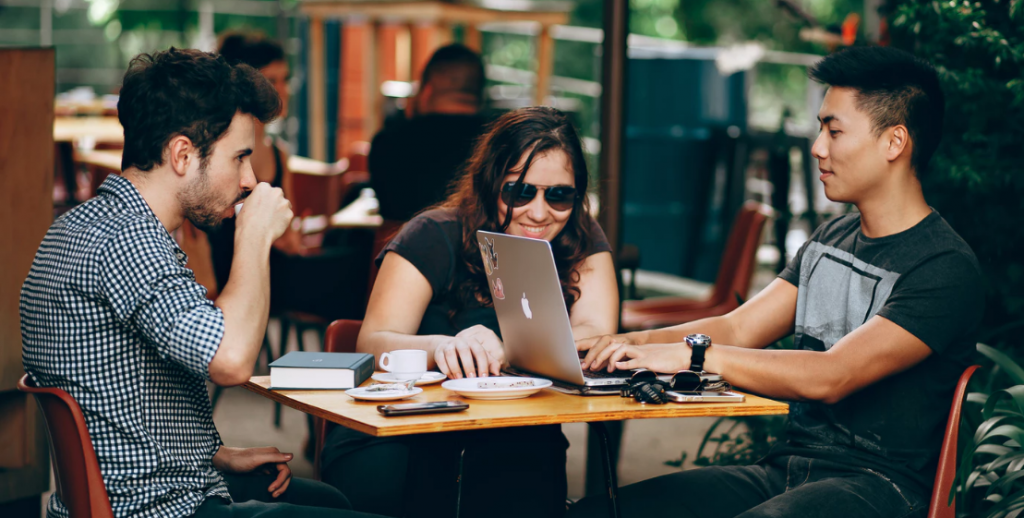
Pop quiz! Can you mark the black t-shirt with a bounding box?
[774,209,983,496]
[377,208,613,337]
[369,114,489,221]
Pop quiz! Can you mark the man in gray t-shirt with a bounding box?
[569,47,981,518]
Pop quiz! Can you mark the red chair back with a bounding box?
[621,202,771,330]
[17,374,114,518]
[313,319,364,479]
[709,201,771,307]
[929,364,980,518]
[347,141,371,173]
[290,170,345,218]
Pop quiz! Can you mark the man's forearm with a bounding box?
[706,345,845,403]
[638,314,741,346]
[210,236,273,385]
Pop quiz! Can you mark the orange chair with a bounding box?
[17,374,114,518]
[347,141,371,174]
[313,319,364,480]
[621,202,772,331]
[290,169,345,221]
[929,364,980,518]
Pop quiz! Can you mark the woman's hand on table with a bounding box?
[212,446,293,498]
[434,325,505,379]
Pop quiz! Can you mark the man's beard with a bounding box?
[179,161,236,233]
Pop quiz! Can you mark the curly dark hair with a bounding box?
[440,106,595,315]
[117,47,280,172]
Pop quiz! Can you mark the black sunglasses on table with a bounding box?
[500,182,578,211]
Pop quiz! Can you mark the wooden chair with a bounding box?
[929,364,980,518]
[17,374,114,518]
[621,202,772,331]
[312,319,364,480]
[347,141,371,174]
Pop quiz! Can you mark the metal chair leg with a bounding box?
[588,422,622,518]
[455,445,467,518]
[274,317,291,428]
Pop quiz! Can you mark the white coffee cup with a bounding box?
[379,350,427,381]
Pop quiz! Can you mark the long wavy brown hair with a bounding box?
[439,106,596,317]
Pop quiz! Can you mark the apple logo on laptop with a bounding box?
[521,293,533,320]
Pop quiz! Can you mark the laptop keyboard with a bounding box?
[578,351,630,379]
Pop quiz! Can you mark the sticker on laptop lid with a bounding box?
[478,242,494,275]
[491,278,505,300]
[483,237,499,270]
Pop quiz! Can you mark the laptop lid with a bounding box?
[475,230,592,386]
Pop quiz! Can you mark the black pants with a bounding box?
[320,425,569,518]
[567,455,927,518]
[191,472,384,517]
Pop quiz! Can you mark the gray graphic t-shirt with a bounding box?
[775,210,982,496]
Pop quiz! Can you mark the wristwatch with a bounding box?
[685,334,712,373]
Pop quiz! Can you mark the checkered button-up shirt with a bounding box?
[21,174,230,518]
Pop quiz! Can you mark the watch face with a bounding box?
[686,333,712,348]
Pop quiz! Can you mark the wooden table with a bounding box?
[245,375,787,437]
[244,375,787,517]
[54,116,123,143]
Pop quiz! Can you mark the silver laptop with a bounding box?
[476,230,672,393]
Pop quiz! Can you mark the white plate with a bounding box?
[371,372,447,386]
[345,386,423,401]
[441,377,552,400]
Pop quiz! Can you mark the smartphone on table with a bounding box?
[664,391,745,403]
[377,401,470,416]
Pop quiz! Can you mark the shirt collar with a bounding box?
[97,174,189,266]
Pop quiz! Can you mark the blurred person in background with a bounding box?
[370,44,489,222]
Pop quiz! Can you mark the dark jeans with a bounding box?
[567,455,927,518]
[320,424,569,518]
[191,472,384,517]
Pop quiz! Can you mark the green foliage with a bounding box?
[572,0,864,48]
[886,1,1024,349]
[957,344,1024,518]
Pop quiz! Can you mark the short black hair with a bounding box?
[809,46,945,174]
[118,47,280,172]
[420,44,486,102]
[217,31,285,70]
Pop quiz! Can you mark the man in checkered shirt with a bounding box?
[21,48,382,518]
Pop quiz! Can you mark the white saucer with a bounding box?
[441,377,552,400]
[372,372,447,386]
[345,386,423,401]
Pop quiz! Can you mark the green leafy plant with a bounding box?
[956,343,1024,518]
[887,1,1024,352]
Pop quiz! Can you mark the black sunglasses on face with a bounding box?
[500,182,578,211]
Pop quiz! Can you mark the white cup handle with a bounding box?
[380,352,392,372]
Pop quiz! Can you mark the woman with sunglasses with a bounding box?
[319,107,618,518]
